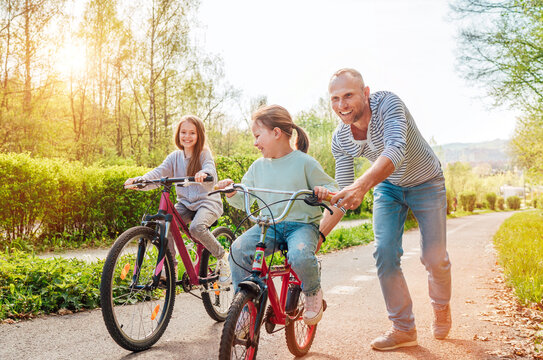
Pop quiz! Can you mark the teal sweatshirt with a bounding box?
[227,150,338,225]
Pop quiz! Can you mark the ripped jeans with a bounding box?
[229,221,321,296]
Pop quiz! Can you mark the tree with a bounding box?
[452,0,543,181]
[452,0,543,111]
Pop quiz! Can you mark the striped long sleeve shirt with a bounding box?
[332,91,443,188]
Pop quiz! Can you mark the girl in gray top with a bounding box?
[124,115,229,283]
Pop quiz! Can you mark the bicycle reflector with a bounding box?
[120,263,130,280]
[151,305,160,320]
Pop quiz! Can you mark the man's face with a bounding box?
[329,74,369,126]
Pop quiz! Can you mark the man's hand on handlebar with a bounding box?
[215,179,236,198]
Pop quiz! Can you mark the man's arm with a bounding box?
[330,155,395,210]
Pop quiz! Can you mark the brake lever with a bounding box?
[303,194,334,215]
[208,187,237,196]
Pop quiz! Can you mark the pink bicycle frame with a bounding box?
[263,259,303,326]
[155,191,206,286]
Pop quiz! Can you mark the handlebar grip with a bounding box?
[324,192,336,202]
[186,175,213,182]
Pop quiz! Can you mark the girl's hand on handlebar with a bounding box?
[313,186,330,202]
[215,179,237,197]
[124,177,142,190]
[194,171,208,183]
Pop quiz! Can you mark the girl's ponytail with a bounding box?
[252,104,310,153]
[293,124,309,153]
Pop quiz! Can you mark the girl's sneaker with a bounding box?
[217,252,231,285]
[303,288,323,325]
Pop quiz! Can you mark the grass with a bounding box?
[319,222,374,254]
[493,210,543,305]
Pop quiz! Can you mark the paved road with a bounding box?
[1,212,517,359]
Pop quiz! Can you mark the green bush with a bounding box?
[506,196,521,210]
[0,250,103,319]
[497,196,505,210]
[485,192,497,210]
[446,191,454,214]
[0,153,258,252]
[459,191,477,212]
[215,154,258,230]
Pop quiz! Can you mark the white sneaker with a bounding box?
[303,288,323,325]
[217,252,231,285]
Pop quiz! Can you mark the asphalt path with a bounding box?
[0,211,518,360]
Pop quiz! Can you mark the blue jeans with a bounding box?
[373,177,451,331]
[229,222,321,296]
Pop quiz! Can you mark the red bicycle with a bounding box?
[212,184,333,359]
[100,176,235,351]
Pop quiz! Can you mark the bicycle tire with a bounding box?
[200,226,235,321]
[100,226,176,351]
[285,290,317,356]
[219,289,260,360]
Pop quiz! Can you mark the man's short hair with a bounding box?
[330,68,365,87]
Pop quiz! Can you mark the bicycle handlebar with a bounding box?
[125,176,213,189]
[209,183,334,224]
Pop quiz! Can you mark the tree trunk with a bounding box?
[23,0,32,115]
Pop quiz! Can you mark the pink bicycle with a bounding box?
[100,176,235,351]
[211,183,333,359]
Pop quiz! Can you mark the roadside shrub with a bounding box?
[0,153,258,252]
[459,191,477,212]
[506,196,521,210]
[497,196,505,210]
[0,250,103,320]
[485,192,497,210]
[446,190,454,214]
[475,202,484,209]
[215,154,258,229]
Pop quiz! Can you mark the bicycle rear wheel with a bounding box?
[219,289,259,360]
[200,226,235,321]
[100,226,176,351]
[285,288,317,357]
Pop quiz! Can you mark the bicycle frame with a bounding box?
[223,184,330,339]
[134,178,219,289]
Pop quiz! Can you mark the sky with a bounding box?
[196,0,519,146]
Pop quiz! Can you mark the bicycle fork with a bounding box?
[131,210,172,290]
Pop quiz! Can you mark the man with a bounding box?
[321,68,452,350]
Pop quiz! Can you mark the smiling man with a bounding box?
[325,68,452,350]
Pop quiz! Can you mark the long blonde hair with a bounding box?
[173,115,207,176]
[252,105,309,153]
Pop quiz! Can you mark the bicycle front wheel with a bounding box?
[219,289,259,360]
[100,226,176,351]
[200,226,235,321]
[285,289,317,356]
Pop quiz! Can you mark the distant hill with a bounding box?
[432,139,512,169]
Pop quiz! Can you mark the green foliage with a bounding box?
[497,196,505,210]
[319,223,374,254]
[0,250,104,320]
[0,153,154,252]
[485,192,497,210]
[493,210,543,305]
[0,153,260,252]
[214,154,259,229]
[446,190,454,214]
[453,0,543,181]
[506,196,521,210]
[459,191,477,212]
